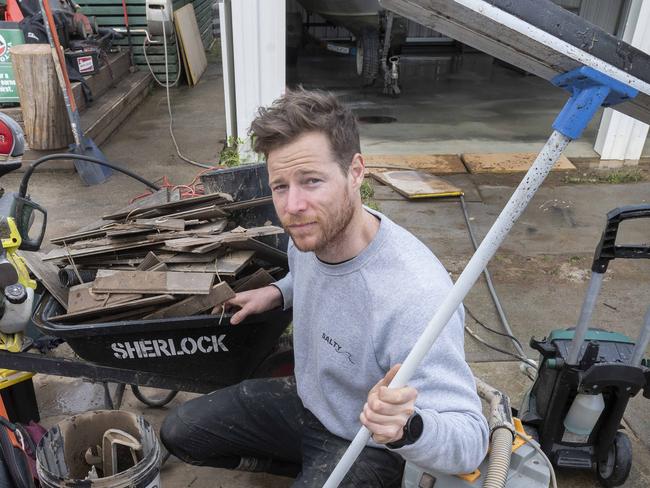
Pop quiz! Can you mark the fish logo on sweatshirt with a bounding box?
[321,332,355,365]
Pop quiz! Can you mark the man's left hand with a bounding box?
[360,364,418,444]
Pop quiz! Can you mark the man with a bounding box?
[160,89,488,487]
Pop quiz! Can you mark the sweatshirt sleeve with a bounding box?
[376,303,489,474]
[271,239,295,310]
[272,272,293,310]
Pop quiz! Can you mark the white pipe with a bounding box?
[322,130,571,487]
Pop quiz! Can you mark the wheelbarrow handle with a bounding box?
[592,203,650,273]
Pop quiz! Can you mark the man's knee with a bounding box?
[160,409,196,463]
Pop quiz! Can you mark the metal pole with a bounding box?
[630,306,650,366]
[566,272,605,364]
[322,130,571,487]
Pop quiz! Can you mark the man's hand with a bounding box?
[226,286,283,325]
[360,364,418,445]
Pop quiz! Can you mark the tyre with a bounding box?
[131,385,179,408]
[356,29,379,86]
[596,431,633,487]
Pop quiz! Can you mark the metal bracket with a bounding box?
[551,66,638,140]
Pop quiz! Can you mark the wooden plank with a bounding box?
[185,219,228,235]
[461,152,576,173]
[229,239,288,267]
[163,226,284,253]
[67,282,142,313]
[42,239,160,262]
[370,170,464,199]
[136,251,164,271]
[364,154,467,174]
[220,196,273,212]
[105,218,186,238]
[149,262,168,272]
[232,268,276,293]
[174,4,207,85]
[100,188,176,224]
[18,251,68,310]
[102,192,232,221]
[163,204,229,221]
[84,305,159,324]
[93,270,214,295]
[134,218,186,231]
[50,225,116,245]
[50,294,176,322]
[159,250,224,263]
[167,250,255,276]
[143,281,235,320]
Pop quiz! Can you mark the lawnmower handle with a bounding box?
[592,204,650,273]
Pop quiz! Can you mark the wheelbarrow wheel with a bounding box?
[596,431,632,487]
[131,385,179,408]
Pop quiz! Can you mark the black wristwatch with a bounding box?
[386,412,424,449]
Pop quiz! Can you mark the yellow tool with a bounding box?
[0,217,36,352]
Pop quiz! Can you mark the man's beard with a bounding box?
[283,191,355,253]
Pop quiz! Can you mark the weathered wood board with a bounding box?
[364,154,467,173]
[93,270,214,295]
[462,152,576,173]
[370,170,463,199]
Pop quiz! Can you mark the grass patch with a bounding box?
[219,136,246,167]
[564,168,645,184]
[361,180,380,211]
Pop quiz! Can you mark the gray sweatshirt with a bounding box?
[273,208,489,474]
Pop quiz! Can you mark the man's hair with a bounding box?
[249,88,360,173]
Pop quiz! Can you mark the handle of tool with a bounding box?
[566,271,604,365]
[322,130,571,488]
[591,203,650,273]
[39,0,82,145]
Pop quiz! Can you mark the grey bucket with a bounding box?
[36,410,161,488]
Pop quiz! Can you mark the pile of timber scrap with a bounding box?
[28,188,286,324]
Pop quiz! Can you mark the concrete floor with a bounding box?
[289,48,650,159]
[6,49,650,487]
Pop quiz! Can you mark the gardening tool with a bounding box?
[323,66,638,488]
[519,204,650,487]
[38,0,113,186]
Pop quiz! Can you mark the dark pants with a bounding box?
[160,377,404,487]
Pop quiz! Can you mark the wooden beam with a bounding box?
[92,270,214,295]
[143,282,235,319]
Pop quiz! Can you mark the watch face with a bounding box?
[409,413,424,441]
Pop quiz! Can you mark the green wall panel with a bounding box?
[77,0,214,83]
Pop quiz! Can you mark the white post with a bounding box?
[228,0,286,162]
[594,0,650,165]
[218,0,236,142]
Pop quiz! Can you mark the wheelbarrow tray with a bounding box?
[33,294,292,390]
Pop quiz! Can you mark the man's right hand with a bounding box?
[226,285,283,325]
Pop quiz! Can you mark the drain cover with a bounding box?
[357,115,397,124]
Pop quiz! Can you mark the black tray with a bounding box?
[33,294,292,390]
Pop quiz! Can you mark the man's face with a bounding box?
[267,132,358,253]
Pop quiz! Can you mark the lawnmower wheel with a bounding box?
[596,431,633,487]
